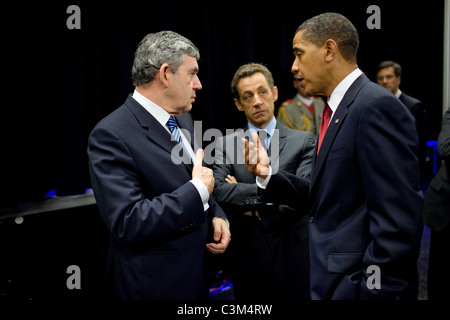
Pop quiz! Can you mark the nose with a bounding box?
[193,75,202,90]
[253,94,263,107]
[291,57,299,74]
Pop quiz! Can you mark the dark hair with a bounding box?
[230,63,275,100]
[378,60,402,77]
[296,12,359,62]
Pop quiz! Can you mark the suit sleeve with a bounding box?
[357,95,424,299]
[211,136,259,211]
[88,125,207,245]
[258,132,315,208]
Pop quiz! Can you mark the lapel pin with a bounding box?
[335,119,340,124]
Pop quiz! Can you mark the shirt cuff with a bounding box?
[190,177,210,211]
[256,166,272,189]
[213,216,230,229]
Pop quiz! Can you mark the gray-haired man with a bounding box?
[88,31,230,300]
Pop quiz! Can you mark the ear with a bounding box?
[159,63,171,88]
[272,86,279,103]
[324,39,338,62]
[234,98,244,112]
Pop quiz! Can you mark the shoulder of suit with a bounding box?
[92,103,131,131]
[400,92,422,107]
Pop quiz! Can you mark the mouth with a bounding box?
[295,74,305,82]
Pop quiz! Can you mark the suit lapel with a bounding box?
[268,122,286,167]
[310,74,369,189]
[124,95,193,171]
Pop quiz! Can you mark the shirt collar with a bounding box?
[132,89,171,131]
[328,68,363,113]
[297,93,315,106]
[395,88,402,98]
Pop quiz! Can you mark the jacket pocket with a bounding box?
[327,252,364,274]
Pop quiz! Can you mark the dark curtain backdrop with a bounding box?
[1,0,444,206]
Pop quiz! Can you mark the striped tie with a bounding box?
[167,116,191,161]
[167,116,183,144]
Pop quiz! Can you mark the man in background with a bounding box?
[377,60,430,182]
[277,75,325,138]
[212,63,314,300]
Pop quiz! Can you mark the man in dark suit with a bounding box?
[243,13,423,300]
[376,60,430,182]
[423,108,450,300]
[87,31,230,300]
[212,63,314,300]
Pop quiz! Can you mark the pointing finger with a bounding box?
[194,148,204,166]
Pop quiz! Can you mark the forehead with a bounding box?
[293,30,311,51]
[237,72,270,91]
[179,54,199,70]
[378,66,396,75]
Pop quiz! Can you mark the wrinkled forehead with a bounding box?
[238,73,271,92]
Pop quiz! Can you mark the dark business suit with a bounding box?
[423,108,450,230]
[212,122,314,300]
[262,74,424,299]
[424,109,450,300]
[399,92,429,181]
[88,95,227,300]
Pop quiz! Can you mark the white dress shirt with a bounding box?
[132,89,209,211]
[327,68,363,120]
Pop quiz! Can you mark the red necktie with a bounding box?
[317,104,332,155]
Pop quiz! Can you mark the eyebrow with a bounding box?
[242,85,269,95]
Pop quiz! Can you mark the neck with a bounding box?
[326,62,358,98]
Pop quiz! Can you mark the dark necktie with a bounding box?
[317,104,332,155]
[257,130,270,151]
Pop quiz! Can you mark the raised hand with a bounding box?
[241,132,270,179]
[192,149,214,194]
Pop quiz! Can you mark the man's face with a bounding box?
[292,30,328,97]
[376,66,401,94]
[167,54,202,115]
[234,72,278,129]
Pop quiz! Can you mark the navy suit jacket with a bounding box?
[88,95,227,300]
[262,74,424,299]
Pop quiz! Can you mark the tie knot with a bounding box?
[167,116,178,132]
[323,104,332,118]
[257,129,270,138]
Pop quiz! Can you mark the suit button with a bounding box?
[309,217,315,223]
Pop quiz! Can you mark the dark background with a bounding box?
[1,0,445,205]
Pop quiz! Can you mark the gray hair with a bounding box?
[132,31,200,87]
[296,12,359,63]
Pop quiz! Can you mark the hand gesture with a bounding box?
[241,132,270,179]
[192,149,214,194]
[206,217,231,254]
